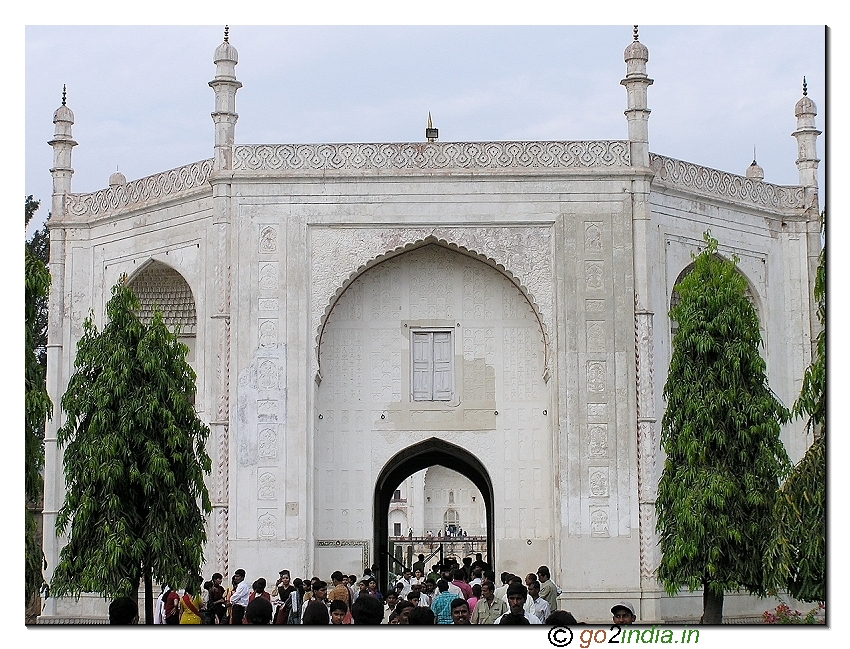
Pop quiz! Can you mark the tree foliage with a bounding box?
[656,232,791,622]
[767,215,825,603]
[25,195,50,605]
[50,278,211,611]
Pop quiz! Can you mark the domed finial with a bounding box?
[224,25,229,43]
[802,76,807,97]
[746,147,764,180]
[61,84,66,106]
[634,25,639,41]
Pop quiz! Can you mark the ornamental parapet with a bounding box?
[650,153,804,211]
[232,140,631,172]
[65,158,214,219]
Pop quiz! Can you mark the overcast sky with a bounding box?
[25,24,825,233]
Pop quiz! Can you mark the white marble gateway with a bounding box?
[39,29,821,623]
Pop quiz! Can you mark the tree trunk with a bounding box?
[702,584,724,624]
[144,564,154,625]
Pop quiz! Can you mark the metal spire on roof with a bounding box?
[426,112,438,142]
[224,25,229,43]
[62,84,66,106]
[802,76,807,96]
[634,25,639,41]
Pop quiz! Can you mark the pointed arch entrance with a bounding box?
[373,438,494,593]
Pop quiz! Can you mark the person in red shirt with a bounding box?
[451,569,473,600]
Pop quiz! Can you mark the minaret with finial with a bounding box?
[746,147,764,180]
[792,76,820,190]
[620,25,653,167]
[48,84,78,220]
[209,25,242,171]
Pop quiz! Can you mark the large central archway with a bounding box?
[373,438,495,593]
[314,242,552,583]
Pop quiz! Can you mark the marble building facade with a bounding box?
[39,29,821,622]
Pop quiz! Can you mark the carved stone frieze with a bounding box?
[639,502,657,581]
[589,468,609,497]
[258,471,276,500]
[214,506,229,575]
[258,426,277,458]
[259,263,278,292]
[586,361,606,394]
[584,222,603,252]
[234,141,630,172]
[650,153,804,210]
[259,226,278,253]
[259,319,277,349]
[258,512,276,539]
[635,301,659,585]
[589,424,609,458]
[585,261,604,290]
[586,321,605,352]
[590,507,610,538]
[311,228,554,375]
[66,158,213,218]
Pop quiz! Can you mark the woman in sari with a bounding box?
[179,581,204,625]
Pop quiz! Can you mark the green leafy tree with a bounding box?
[50,278,211,623]
[25,196,50,611]
[656,232,791,624]
[767,215,825,603]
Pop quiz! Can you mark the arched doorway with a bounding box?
[373,438,494,594]
[313,242,552,582]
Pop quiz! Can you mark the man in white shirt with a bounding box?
[494,572,511,601]
[229,569,251,624]
[396,570,415,598]
[494,583,542,625]
[528,580,551,623]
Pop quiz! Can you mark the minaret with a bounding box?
[621,26,653,167]
[48,85,77,219]
[209,26,242,171]
[792,77,820,190]
[746,149,764,180]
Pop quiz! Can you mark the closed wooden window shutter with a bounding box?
[412,331,433,400]
[412,330,453,401]
[432,332,453,400]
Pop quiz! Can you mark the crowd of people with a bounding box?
[108,552,638,626]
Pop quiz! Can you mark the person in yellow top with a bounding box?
[179,580,204,624]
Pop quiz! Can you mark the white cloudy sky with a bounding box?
[24,23,826,233]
